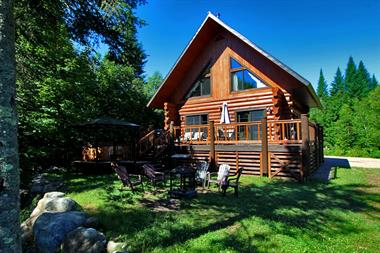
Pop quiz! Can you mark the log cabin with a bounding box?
[146,12,324,181]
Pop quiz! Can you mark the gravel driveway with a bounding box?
[311,156,380,181]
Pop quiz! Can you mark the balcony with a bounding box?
[173,119,304,145]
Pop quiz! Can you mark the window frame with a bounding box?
[185,114,209,126]
[229,57,268,93]
[185,64,212,99]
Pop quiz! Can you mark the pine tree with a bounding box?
[317,69,328,98]
[330,67,345,96]
[345,56,358,97]
[369,74,378,90]
[355,61,371,97]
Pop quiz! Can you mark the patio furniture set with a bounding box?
[111,160,244,197]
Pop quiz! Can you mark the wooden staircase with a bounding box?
[138,129,171,168]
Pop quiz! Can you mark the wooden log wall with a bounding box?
[268,152,302,180]
[185,149,303,180]
[164,102,178,131]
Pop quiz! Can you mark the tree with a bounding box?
[345,56,358,97]
[317,69,328,98]
[144,71,163,98]
[369,74,378,90]
[330,67,345,96]
[0,0,21,251]
[15,0,147,75]
[355,61,371,97]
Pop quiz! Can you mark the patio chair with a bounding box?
[142,163,166,186]
[112,163,143,193]
[194,161,210,188]
[221,167,244,196]
[207,163,230,190]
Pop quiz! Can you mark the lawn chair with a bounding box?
[111,162,143,193]
[142,163,166,187]
[207,163,230,190]
[221,167,243,196]
[195,161,209,188]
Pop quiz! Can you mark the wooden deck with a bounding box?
[170,115,323,182]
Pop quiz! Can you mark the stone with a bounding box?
[33,211,87,253]
[22,192,80,247]
[84,216,99,228]
[31,192,80,217]
[107,240,128,253]
[61,227,106,253]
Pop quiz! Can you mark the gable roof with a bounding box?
[148,12,321,109]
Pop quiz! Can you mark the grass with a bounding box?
[46,167,380,252]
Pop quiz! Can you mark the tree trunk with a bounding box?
[0,0,21,252]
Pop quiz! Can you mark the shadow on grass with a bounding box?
[64,171,380,252]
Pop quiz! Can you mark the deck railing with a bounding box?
[173,119,304,145]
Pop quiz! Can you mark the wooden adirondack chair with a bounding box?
[112,163,143,193]
[142,163,166,186]
[221,167,244,196]
[195,161,209,188]
[207,163,230,190]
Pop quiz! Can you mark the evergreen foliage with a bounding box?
[310,57,380,158]
[330,68,344,96]
[317,69,328,98]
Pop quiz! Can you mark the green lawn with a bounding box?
[63,168,380,253]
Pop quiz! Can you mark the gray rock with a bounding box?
[84,216,99,228]
[107,240,127,253]
[33,211,87,253]
[31,192,79,217]
[61,227,106,253]
[22,192,80,247]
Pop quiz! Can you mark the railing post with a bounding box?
[209,121,215,168]
[169,121,175,154]
[261,117,268,176]
[319,125,324,163]
[315,124,320,168]
[301,114,310,182]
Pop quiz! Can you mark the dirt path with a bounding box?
[312,156,380,181]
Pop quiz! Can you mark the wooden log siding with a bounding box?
[178,89,292,127]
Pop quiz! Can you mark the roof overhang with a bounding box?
[148,12,321,109]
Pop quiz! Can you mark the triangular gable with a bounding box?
[148,12,321,109]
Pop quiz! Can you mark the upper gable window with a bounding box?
[230,57,268,91]
[186,66,211,98]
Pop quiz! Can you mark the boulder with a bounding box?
[84,216,99,228]
[61,227,107,253]
[21,192,81,246]
[107,240,128,253]
[33,211,87,253]
[31,192,79,217]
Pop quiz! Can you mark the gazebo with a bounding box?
[72,117,141,173]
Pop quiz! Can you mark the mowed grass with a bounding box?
[63,168,380,253]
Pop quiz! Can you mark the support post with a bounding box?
[315,124,320,168]
[319,126,324,163]
[169,121,175,155]
[301,114,310,182]
[261,117,268,176]
[209,121,215,168]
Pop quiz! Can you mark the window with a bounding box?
[230,57,268,91]
[236,110,265,140]
[186,114,208,125]
[186,66,211,98]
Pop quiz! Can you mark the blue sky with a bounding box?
[135,0,380,88]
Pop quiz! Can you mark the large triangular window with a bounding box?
[186,66,211,98]
[230,57,268,91]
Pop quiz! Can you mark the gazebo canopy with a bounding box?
[78,116,139,129]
